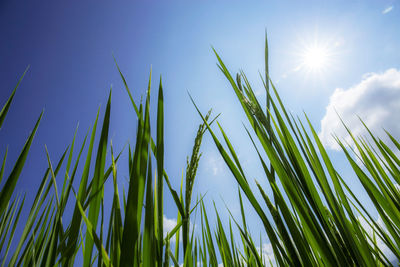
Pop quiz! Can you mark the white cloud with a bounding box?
[164,215,177,240]
[382,6,394,14]
[319,68,400,151]
[164,216,177,234]
[164,215,181,243]
[164,215,195,244]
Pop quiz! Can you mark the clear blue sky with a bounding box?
[1,0,400,260]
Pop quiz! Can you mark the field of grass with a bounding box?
[1,37,400,266]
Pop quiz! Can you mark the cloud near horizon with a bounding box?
[319,68,400,151]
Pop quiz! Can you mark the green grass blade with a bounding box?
[156,76,164,266]
[120,103,146,266]
[74,191,111,267]
[0,110,43,215]
[84,90,112,267]
[0,147,8,185]
[0,66,29,129]
[64,112,99,266]
[143,158,156,267]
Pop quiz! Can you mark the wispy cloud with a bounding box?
[206,153,224,176]
[257,243,277,266]
[382,6,393,14]
[276,64,302,83]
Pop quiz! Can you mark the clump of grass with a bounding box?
[193,35,400,266]
[0,34,399,267]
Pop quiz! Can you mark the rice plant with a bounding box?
[0,34,399,266]
[192,35,400,266]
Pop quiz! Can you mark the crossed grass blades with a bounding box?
[1,35,400,266]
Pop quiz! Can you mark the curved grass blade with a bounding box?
[0,66,29,129]
[0,110,43,215]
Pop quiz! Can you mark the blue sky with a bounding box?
[1,0,400,262]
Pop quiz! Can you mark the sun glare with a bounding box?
[292,35,340,79]
[302,46,329,71]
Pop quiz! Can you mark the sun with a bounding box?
[302,46,329,71]
[291,33,341,78]
[301,45,330,72]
